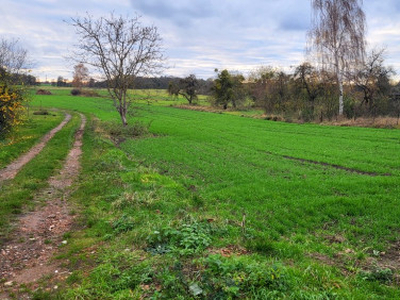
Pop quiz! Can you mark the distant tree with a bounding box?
[212,69,244,109]
[179,74,199,105]
[69,13,164,126]
[274,71,291,111]
[248,66,276,108]
[87,77,96,88]
[56,76,67,87]
[294,62,322,115]
[249,66,291,114]
[309,0,366,116]
[72,63,89,89]
[352,49,394,115]
[198,78,214,96]
[390,83,400,123]
[168,81,180,97]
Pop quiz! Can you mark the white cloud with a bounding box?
[1,0,399,81]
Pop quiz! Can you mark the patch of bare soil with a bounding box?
[309,241,400,283]
[207,245,251,257]
[0,113,72,182]
[0,114,86,298]
[377,241,400,271]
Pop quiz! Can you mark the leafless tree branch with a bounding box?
[68,13,165,126]
[0,38,31,75]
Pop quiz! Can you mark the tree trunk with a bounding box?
[120,91,128,126]
[338,80,344,116]
[335,58,344,116]
[120,111,127,126]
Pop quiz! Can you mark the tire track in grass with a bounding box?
[0,113,86,296]
[0,113,72,182]
[259,150,392,177]
[281,155,392,176]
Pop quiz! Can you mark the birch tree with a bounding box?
[69,13,164,126]
[309,0,366,116]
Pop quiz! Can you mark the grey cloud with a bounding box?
[3,0,400,80]
[280,15,309,31]
[130,0,217,26]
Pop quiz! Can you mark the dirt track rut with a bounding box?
[0,113,86,297]
[0,113,72,182]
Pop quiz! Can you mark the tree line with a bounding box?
[63,74,213,94]
[208,62,400,121]
[3,0,400,129]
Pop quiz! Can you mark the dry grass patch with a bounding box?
[324,116,400,129]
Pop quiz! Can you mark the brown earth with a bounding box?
[0,113,86,298]
[0,113,72,182]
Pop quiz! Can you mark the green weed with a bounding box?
[359,267,394,284]
[147,221,212,256]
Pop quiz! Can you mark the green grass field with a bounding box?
[2,87,400,298]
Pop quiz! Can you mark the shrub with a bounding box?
[101,120,149,139]
[70,88,82,96]
[0,83,25,138]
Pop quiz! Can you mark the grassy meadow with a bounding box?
[1,87,400,298]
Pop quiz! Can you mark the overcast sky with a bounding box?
[1,0,399,81]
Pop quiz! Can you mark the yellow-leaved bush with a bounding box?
[0,83,25,138]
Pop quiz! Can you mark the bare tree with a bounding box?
[294,62,322,115]
[69,13,164,126]
[72,63,89,89]
[0,38,30,75]
[309,0,366,116]
[353,49,394,115]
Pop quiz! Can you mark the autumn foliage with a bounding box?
[0,76,25,138]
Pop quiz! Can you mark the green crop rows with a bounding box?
[4,88,399,298]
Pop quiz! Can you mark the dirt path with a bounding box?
[0,113,86,297]
[0,113,72,182]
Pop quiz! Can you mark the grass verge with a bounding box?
[0,111,64,169]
